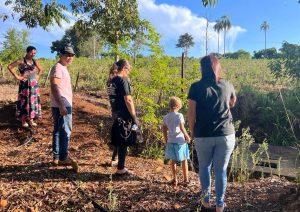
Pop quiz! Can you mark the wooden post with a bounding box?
[0,64,4,78]
[181,52,184,93]
[43,68,51,87]
[74,71,80,92]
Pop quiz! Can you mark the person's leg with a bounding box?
[213,134,235,210]
[52,107,61,162]
[194,137,215,206]
[59,107,72,161]
[182,159,189,182]
[117,145,128,170]
[170,160,178,186]
[112,146,118,161]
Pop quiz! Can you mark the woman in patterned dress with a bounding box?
[8,46,42,127]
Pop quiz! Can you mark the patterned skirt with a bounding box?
[16,78,42,122]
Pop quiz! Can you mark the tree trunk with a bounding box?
[217,32,219,54]
[223,30,226,55]
[205,18,209,56]
[264,30,267,51]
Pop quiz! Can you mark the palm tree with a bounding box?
[201,0,219,7]
[213,20,223,54]
[260,21,270,51]
[220,15,231,55]
[201,0,219,55]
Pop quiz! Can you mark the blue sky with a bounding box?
[1,0,300,58]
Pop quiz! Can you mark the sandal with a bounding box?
[182,180,195,187]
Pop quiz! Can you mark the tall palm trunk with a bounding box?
[217,32,220,54]
[264,30,267,51]
[223,30,226,55]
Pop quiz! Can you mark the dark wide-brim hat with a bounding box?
[60,46,76,56]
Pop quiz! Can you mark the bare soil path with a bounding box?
[0,86,299,211]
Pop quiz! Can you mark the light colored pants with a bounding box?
[194,134,235,208]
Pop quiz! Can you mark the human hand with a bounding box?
[17,75,28,81]
[59,106,68,116]
[133,116,140,126]
[185,135,191,144]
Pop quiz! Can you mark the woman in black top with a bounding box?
[108,59,139,175]
[188,54,236,212]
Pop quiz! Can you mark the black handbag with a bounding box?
[111,117,137,146]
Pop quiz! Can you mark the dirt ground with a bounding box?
[0,85,299,212]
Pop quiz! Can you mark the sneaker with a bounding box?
[58,158,73,166]
[30,121,37,127]
[22,122,29,128]
[111,160,118,167]
[115,168,133,175]
[52,159,59,166]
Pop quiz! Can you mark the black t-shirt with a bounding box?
[107,76,132,119]
[188,79,236,137]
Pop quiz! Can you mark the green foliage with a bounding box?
[140,143,164,160]
[0,28,29,62]
[224,49,251,59]
[50,23,103,58]
[269,41,300,79]
[229,125,270,183]
[71,0,147,61]
[4,0,68,29]
[176,33,195,57]
[108,175,118,211]
[253,48,278,59]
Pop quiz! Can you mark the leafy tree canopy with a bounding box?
[71,0,147,60]
[3,0,69,30]
[0,28,29,62]
[253,48,278,59]
[224,49,251,59]
[176,33,195,57]
[270,42,300,79]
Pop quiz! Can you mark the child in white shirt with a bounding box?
[163,96,191,187]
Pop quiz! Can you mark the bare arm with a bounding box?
[188,99,196,138]
[124,95,139,125]
[35,60,43,79]
[50,77,67,116]
[7,59,26,80]
[180,122,191,143]
[229,96,237,108]
[162,124,168,143]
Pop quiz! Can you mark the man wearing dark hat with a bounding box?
[49,46,78,172]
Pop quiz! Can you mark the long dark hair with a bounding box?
[26,46,36,53]
[115,59,128,71]
[200,54,221,83]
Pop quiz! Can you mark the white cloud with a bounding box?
[138,0,246,56]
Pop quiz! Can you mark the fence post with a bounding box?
[181,52,184,93]
[43,68,51,87]
[0,64,4,78]
[74,70,80,92]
